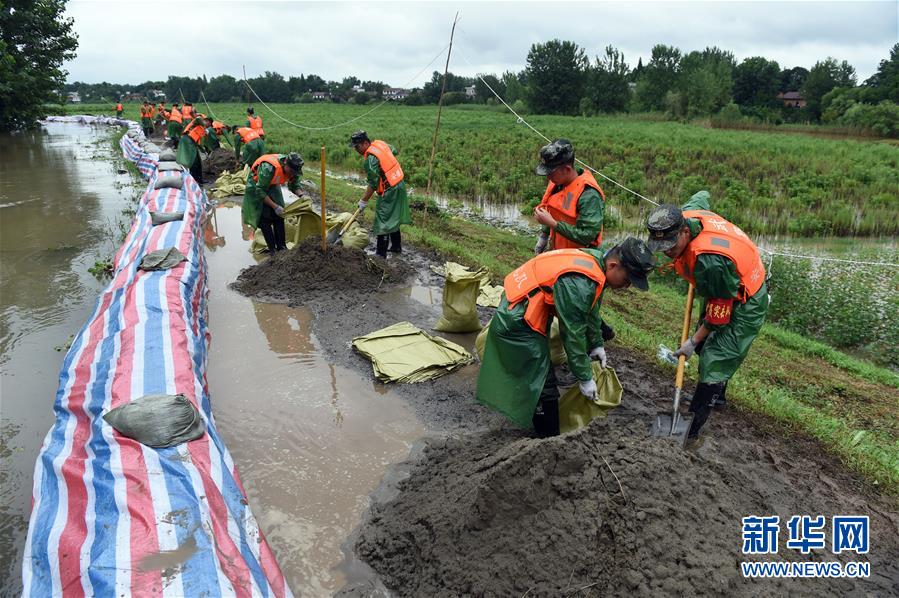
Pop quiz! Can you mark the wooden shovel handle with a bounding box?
[339,207,363,235]
[675,284,695,390]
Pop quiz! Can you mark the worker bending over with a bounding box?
[243,153,304,254]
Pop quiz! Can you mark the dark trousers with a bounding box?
[375,231,402,257]
[258,204,286,253]
[189,151,203,184]
[533,366,561,438]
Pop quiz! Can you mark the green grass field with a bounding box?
[62,102,899,492]
[71,101,898,237]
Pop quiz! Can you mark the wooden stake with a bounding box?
[320,146,327,253]
[424,11,459,223]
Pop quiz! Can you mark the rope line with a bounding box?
[759,249,899,268]
[453,37,659,206]
[241,42,451,132]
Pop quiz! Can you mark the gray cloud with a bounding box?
[64,1,897,85]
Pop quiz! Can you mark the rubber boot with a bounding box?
[375,234,389,258]
[600,319,615,342]
[687,381,726,439]
[533,367,561,438]
[388,231,402,253]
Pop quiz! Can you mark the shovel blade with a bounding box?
[325,228,342,245]
[652,411,694,449]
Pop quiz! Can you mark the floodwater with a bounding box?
[0,122,141,595]
[0,123,425,597]
[204,206,424,595]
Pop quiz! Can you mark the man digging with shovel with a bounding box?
[646,191,769,447]
[349,130,412,258]
[477,239,655,437]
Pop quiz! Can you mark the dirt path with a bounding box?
[231,232,899,597]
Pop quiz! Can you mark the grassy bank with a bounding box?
[315,175,899,493]
[65,102,898,237]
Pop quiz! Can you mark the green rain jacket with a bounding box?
[476,248,607,428]
[242,157,302,228]
[235,135,265,167]
[176,117,206,170]
[542,169,604,248]
[681,191,769,383]
[363,149,412,236]
[203,127,220,152]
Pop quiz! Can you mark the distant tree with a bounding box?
[584,45,630,113]
[524,39,589,115]
[353,92,371,104]
[634,44,681,111]
[247,71,291,102]
[474,74,504,103]
[676,47,735,116]
[421,71,472,103]
[362,80,386,97]
[863,43,899,102]
[501,70,526,103]
[630,57,644,82]
[1,0,78,130]
[780,66,809,92]
[733,57,781,109]
[204,75,240,102]
[803,58,857,120]
[165,76,205,103]
[304,74,328,93]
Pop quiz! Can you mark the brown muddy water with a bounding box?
[0,124,425,596]
[0,122,142,595]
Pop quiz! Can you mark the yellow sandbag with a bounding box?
[435,262,484,333]
[210,167,248,198]
[558,363,622,433]
[249,201,368,253]
[475,318,490,360]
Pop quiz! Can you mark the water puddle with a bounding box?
[204,205,425,595]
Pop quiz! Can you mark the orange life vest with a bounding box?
[168,108,183,124]
[183,119,206,145]
[363,140,404,195]
[140,106,154,118]
[673,210,766,302]
[247,114,263,131]
[236,127,260,144]
[538,170,605,250]
[211,120,225,135]
[503,249,606,335]
[181,106,194,120]
[251,154,291,186]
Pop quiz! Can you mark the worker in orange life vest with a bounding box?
[349,129,412,258]
[115,101,124,118]
[646,192,770,443]
[246,107,264,137]
[533,139,615,344]
[477,238,655,437]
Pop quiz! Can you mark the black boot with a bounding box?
[687,381,726,439]
[388,230,402,253]
[532,367,561,438]
[375,234,388,258]
[600,319,615,342]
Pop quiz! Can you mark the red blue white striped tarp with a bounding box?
[24,120,291,597]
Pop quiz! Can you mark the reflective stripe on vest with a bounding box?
[674,210,766,302]
[502,249,606,335]
[236,127,260,143]
[539,170,605,250]
[251,154,289,186]
[183,120,206,145]
[363,140,404,195]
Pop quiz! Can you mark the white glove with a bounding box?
[534,231,549,254]
[578,379,597,400]
[673,337,697,360]
[358,199,368,211]
[274,205,285,217]
[589,346,607,369]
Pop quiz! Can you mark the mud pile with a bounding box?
[354,417,880,597]
[231,237,415,302]
[203,147,239,179]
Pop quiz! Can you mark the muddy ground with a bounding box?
[232,208,899,596]
[203,147,239,179]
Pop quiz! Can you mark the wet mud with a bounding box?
[231,210,899,596]
[202,147,239,179]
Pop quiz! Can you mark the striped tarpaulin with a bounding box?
[23,120,292,597]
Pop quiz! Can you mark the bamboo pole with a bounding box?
[320,146,327,253]
[423,11,460,223]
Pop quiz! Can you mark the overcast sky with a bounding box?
[64,1,897,85]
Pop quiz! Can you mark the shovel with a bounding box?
[325,207,362,246]
[652,283,695,448]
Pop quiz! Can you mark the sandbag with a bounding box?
[155,174,183,190]
[140,247,187,271]
[157,161,182,171]
[434,262,483,333]
[558,364,622,433]
[158,149,177,161]
[103,394,205,448]
[144,143,161,154]
[150,211,185,225]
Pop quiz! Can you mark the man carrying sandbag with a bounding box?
[645,191,769,444]
[167,102,183,148]
[242,153,304,254]
[349,130,412,258]
[477,238,655,437]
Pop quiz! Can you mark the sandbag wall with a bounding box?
[23,118,291,597]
